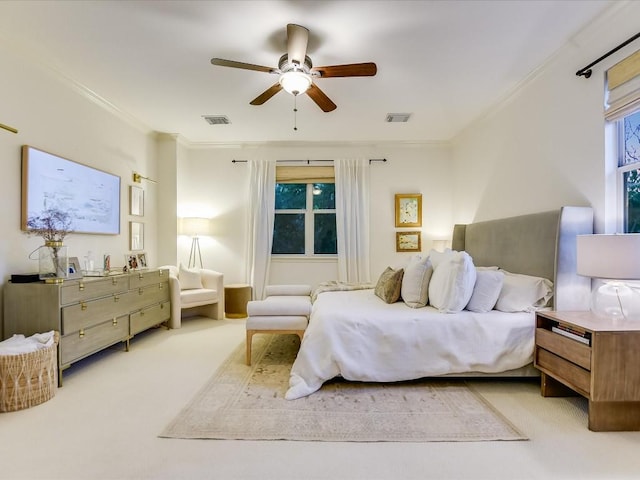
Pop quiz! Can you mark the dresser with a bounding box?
[3,268,170,385]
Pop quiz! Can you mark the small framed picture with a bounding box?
[130,185,144,216]
[396,231,422,252]
[130,221,144,251]
[395,193,422,227]
[137,252,148,269]
[126,254,140,271]
[68,256,83,279]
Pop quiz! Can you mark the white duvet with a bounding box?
[286,289,535,400]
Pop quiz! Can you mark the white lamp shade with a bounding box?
[180,217,211,237]
[279,71,312,95]
[577,234,640,279]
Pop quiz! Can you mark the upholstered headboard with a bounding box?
[452,206,593,310]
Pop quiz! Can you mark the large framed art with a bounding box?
[21,145,121,234]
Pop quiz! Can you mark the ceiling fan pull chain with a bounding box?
[293,95,298,131]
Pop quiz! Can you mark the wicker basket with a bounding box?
[0,331,59,412]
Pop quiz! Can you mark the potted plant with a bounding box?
[25,208,73,283]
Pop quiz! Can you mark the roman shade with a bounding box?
[276,166,334,183]
[605,48,640,121]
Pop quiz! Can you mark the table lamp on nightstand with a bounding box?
[577,234,640,320]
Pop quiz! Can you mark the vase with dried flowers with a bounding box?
[25,208,73,283]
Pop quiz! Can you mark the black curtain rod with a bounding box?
[232,158,387,164]
[576,31,640,79]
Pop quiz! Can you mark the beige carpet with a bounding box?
[160,334,527,442]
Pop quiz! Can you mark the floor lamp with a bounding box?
[180,217,211,269]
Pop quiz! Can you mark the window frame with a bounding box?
[616,109,640,233]
[272,182,337,257]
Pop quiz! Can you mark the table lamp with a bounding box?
[576,234,640,320]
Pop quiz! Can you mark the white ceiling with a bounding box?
[0,0,614,145]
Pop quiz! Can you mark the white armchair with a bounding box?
[161,265,224,328]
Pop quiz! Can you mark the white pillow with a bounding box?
[495,270,553,312]
[401,255,433,308]
[178,264,203,290]
[466,270,504,313]
[428,251,477,313]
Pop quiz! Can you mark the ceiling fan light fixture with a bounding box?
[279,71,312,96]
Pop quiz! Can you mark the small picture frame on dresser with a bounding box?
[68,257,83,279]
[137,252,148,269]
[126,254,140,271]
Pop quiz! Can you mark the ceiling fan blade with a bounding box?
[250,83,283,105]
[287,24,309,65]
[311,62,377,78]
[211,58,276,74]
[306,84,337,112]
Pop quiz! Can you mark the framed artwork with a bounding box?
[129,221,144,251]
[395,193,422,227]
[137,252,148,268]
[68,256,83,279]
[129,185,144,216]
[396,231,422,252]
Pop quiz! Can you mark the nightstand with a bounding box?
[535,310,640,431]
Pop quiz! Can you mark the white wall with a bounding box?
[176,143,453,289]
[451,1,640,233]
[0,42,156,331]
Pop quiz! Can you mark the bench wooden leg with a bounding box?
[246,330,254,366]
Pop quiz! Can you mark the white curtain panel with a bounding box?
[334,158,371,283]
[245,159,276,300]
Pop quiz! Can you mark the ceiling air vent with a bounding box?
[203,115,230,125]
[385,113,411,123]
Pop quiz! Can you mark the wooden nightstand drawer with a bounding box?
[536,327,591,370]
[536,348,591,396]
[129,269,169,289]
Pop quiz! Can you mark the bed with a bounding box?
[286,206,593,400]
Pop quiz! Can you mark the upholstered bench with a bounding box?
[245,285,312,365]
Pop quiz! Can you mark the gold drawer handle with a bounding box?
[114,295,120,302]
[140,311,145,316]
[139,273,144,280]
[81,302,87,311]
[112,278,118,285]
[139,288,144,295]
[79,329,85,338]
[79,283,85,291]
[159,270,165,276]
[160,303,165,309]
[112,318,118,326]
[159,283,163,290]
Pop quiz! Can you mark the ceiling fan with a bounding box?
[211,24,377,112]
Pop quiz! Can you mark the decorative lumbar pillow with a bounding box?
[178,263,203,290]
[374,267,404,304]
[428,251,477,313]
[494,270,554,312]
[401,255,433,308]
[466,270,505,313]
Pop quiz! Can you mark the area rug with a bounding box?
[159,334,527,442]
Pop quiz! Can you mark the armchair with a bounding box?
[161,265,225,328]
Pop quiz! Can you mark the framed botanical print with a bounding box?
[395,193,422,227]
[396,231,422,252]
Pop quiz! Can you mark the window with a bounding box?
[618,109,640,232]
[272,182,337,255]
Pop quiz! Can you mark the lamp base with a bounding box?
[591,281,640,320]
